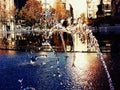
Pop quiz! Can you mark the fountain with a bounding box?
[13,0,115,88]
[23,16,115,89]
[86,27,115,90]
[18,79,36,90]
[0,0,117,89]
[64,20,114,90]
[0,18,116,89]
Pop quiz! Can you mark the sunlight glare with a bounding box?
[67,0,87,18]
[41,0,87,18]
[74,53,89,69]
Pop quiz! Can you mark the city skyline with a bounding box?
[13,0,112,18]
[41,0,88,18]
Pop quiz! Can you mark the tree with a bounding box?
[8,6,19,23]
[20,0,43,26]
[54,0,68,22]
[0,2,8,24]
[80,13,86,24]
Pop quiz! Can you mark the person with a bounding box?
[30,57,36,62]
[62,19,68,28]
[30,56,37,64]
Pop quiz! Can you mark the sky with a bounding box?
[41,0,87,18]
[41,0,101,18]
[68,0,87,18]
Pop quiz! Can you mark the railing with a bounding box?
[89,25,120,33]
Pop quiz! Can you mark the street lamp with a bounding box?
[62,0,66,8]
[86,0,93,19]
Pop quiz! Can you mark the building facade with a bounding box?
[111,0,120,16]
[0,0,14,38]
[0,0,14,20]
[87,0,112,19]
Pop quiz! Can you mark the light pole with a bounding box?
[44,0,47,30]
[62,0,66,9]
[86,0,93,19]
[43,0,48,39]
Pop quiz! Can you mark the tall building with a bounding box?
[111,0,120,16]
[0,0,15,28]
[0,0,14,19]
[103,0,112,16]
[87,0,100,18]
[96,0,104,18]
[53,0,66,9]
[0,0,14,38]
[87,0,112,19]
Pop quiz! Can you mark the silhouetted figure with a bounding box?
[30,56,37,64]
[96,0,104,18]
[69,4,74,24]
[62,19,68,28]
[30,57,36,62]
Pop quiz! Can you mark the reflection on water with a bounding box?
[0,50,16,55]
[68,52,110,90]
[74,53,89,69]
[0,50,117,90]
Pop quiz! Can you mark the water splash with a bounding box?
[23,87,36,90]
[71,23,114,90]
[97,49,114,90]
[59,31,66,53]
[18,79,23,90]
[44,40,59,62]
[87,28,115,90]
[41,39,62,79]
[24,21,115,90]
[18,79,36,90]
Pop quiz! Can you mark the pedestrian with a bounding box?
[62,19,68,28]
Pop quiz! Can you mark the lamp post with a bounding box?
[86,0,93,19]
[44,0,47,31]
[62,0,66,9]
[10,16,15,39]
[43,0,48,39]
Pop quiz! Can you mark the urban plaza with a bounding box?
[0,0,120,90]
